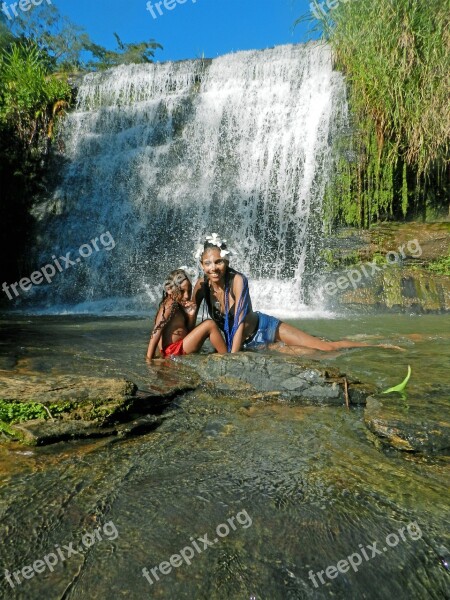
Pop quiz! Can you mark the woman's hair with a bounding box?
[151,269,190,337]
[201,240,229,261]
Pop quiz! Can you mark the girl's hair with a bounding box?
[151,269,190,337]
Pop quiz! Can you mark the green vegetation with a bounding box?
[0,398,75,423]
[0,41,71,145]
[0,5,162,297]
[0,399,49,422]
[426,255,450,276]
[299,0,449,227]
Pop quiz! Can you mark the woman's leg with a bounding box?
[275,322,372,351]
[182,320,227,355]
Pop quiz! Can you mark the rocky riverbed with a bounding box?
[320,222,450,312]
[1,353,448,454]
[0,314,449,600]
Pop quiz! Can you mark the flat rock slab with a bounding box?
[178,353,374,405]
[0,374,136,406]
[0,372,197,445]
[10,414,165,446]
[365,391,450,453]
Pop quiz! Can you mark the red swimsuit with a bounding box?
[161,339,185,358]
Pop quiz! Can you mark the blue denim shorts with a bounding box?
[242,312,281,349]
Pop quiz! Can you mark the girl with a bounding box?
[190,235,396,353]
[146,269,227,360]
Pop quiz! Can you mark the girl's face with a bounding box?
[201,248,228,283]
[168,278,192,304]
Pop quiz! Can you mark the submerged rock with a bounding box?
[3,354,446,455]
[364,391,450,453]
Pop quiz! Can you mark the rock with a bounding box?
[364,391,450,453]
[10,414,165,446]
[0,371,197,445]
[0,355,380,446]
[0,375,137,421]
[339,268,450,312]
[321,222,450,313]
[179,353,374,406]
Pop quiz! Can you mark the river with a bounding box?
[1,313,448,599]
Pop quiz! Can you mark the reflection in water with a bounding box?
[0,314,449,599]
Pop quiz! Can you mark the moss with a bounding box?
[0,420,17,437]
[0,398,76,425]
[425,256,450,276]
[0,399,48,423]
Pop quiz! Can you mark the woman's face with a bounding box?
[201,248,228,283]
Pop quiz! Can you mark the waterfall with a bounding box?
[30,42,346,316]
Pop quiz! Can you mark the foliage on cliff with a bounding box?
[300,0,449,227]
[4,3,162,71]
[0,41,71,146]
[0,40,72,288]
[0,4,162,294]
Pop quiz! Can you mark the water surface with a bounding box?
[0,314,449,599]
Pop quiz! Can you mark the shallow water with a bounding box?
[0,314,449,599]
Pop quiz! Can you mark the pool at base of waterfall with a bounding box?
[0,313,448,599]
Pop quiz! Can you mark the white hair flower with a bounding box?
[220,249,230,258]
[205,233,226,247]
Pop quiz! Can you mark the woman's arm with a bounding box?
[231,322,245,353]
[230,274,246,353]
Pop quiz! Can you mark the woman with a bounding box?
[189,234,383,353]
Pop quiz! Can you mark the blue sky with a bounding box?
[55,0,316,62]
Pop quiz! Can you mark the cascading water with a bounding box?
[30,42,346,316]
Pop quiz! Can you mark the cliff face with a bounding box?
[320,222,450,312]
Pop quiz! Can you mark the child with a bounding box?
[146,269,227,360]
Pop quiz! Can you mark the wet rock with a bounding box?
[0,372,197,445]
[364,392,450,453]
[10,414,165,446]
[179,353,374,406]
[321,222,450,313]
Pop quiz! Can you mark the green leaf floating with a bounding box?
[382,365,412,394]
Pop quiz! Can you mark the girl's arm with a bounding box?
[230,274,246,353]
[146,303,168,360]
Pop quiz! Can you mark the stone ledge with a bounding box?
[364,393,450,453]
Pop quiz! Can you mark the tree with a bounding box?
[7,3,162,72]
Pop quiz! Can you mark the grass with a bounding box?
[298,0,449,227]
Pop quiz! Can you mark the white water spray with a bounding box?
[32,43,345,316]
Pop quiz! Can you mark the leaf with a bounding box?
[382,365,412,394]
